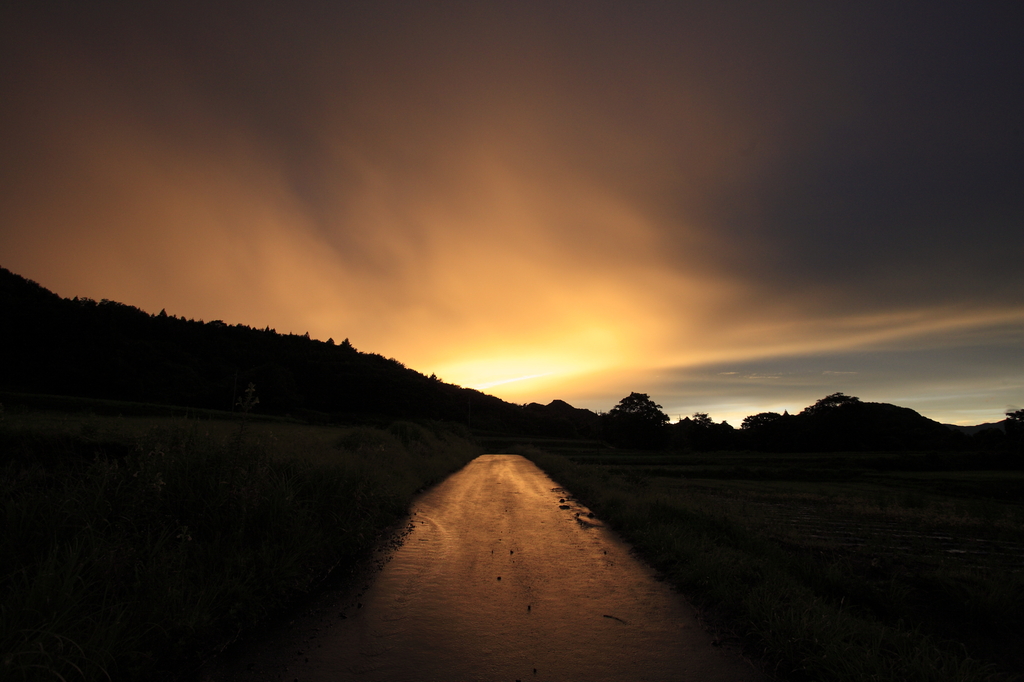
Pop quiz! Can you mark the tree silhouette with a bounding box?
[739,411,788,450]
[611,392,669,422]
[675,411,737,451]
[604,392,669,450]
[801,392,861,416]
[741,412,783,430]
[690,412,714,427]
[1006,409,1024,453]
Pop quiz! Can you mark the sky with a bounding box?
[2,1,1022,426]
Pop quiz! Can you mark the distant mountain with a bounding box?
[523,399,602,438]
[0,266,596,435]
[944,421,1006,435]
[733,393,971,452]
[793,398,958,451]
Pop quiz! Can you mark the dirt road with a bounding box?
[211,455,763,681]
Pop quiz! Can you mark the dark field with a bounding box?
[4,401,1022,682]
[519,446,1024,682]
[0,407,480,681]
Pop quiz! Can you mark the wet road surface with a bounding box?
[212,455,763,681]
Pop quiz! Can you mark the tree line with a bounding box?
[602,391,1023,454]
[2,266,1017,452]
[0,267,594,436]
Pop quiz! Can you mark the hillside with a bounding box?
[3,266,1014,451]
[0,267,597,436]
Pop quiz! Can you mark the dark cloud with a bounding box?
[1,1,1021,423]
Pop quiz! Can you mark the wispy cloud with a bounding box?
[1,2,1021,425]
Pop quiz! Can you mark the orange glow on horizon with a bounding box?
[472,373,553,390]
[2,4,1021,426]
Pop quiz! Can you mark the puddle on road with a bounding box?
[211,455,762,682]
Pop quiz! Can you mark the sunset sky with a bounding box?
[2,1,1022,426]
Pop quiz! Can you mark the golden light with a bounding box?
[473,373,553,390]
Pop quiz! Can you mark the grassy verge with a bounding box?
[1,411,479,680]
[518,446,1023,682]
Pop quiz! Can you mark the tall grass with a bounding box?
[518,446,1016,682]
[1,415,478,680]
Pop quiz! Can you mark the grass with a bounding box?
[0,409,479,681]
[517,446,1024,682]
[6,402,1019,681]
